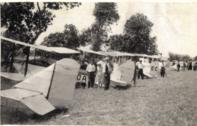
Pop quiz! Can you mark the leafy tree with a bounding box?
[42,32,65,47]
[91,3,119,51]
[169,52,179,61]
[63,24,79,48]
[94,3,119,27]
[79,23,107,51]
[78,28,92,46]
[110,34,125,51]
[39,24,79,60]
[42,24,79,48]
[114,13,158,55]
[90,23,107,51]
[182,55,191,61]
[1,2,81,73]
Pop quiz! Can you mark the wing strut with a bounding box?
[46,62,56,99]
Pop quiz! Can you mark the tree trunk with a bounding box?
[24,2,46,76]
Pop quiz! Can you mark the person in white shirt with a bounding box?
[137,60,144,79]
[86,60,96,88]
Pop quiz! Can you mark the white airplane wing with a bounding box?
[0,88,55,115]
[0,72,25,81]
[143,72,153,78]
[1,36,79,54]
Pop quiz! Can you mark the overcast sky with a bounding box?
[35,2,197,57]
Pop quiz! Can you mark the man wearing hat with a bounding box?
[103,57,113,90]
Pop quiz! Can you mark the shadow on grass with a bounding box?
[31,108,68,122]
[112,84,147,90]
[113,84,131,90]
[132,85,146,88]
[1,106,68,124]
[1,109,29,124]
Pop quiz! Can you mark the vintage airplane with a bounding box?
[1,36,158,116]
[1,36,80,115]
[1,58,80,115]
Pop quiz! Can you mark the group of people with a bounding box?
[80,57,113,90]
[78,56,196,90]
[136,59,166,79]
[176,61,197,71]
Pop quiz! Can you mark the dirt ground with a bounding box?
[1,70,197,125]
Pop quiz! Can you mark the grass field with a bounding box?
[1,70,197,125]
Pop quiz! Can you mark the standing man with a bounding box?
[86,60,96,88]
[80,60,88,88]
[160,61,166,77]
[103,57,113,90]
[137,60,144,79]
[133,57,138,86]
[177,61,180,72]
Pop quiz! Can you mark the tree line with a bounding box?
[169,52,196,61]
[41,3,157,55]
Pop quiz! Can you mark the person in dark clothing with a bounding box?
[80,61,87,70]
[177,62,180,72]
[188,62,192,70]
[160,61,166,77]
[104,68,110,90]
[103,57,113,90]
[80,61,88,88]
[194,62,197,71]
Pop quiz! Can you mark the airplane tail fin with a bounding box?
[0,88,55,115]
[47,58,80,108]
